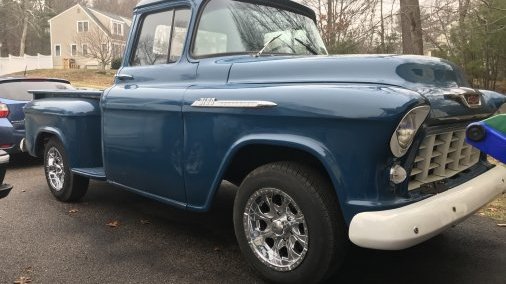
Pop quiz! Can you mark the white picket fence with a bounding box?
[0,54,53,76]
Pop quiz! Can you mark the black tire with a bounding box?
[44,137,89,202]
[0,166,6,184]
[233,161,347,284]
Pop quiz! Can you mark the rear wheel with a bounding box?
[233,161,347,283]
[44,137,88,202]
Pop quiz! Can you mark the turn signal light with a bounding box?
[390,165,407,184]
[0,103,9,118]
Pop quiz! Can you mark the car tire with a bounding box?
[233,161,347,284]
[0,165,5,184]
[44,137,89,202]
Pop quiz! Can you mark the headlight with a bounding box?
[390,105,431,157]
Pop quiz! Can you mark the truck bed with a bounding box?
[29,89,103,100]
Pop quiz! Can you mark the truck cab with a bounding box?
[23,0,506,282]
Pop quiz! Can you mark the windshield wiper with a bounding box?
[294,38,318,55]
[255,34,282,57]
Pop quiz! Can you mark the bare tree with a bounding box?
[76,27,114,69]
[303,0,378,53]
[399,0,424,54]
[10,0,46,56]
[92,0,139,17]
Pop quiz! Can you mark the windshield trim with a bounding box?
[189,0,319,60]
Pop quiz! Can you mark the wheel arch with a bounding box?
[33,127,66,157]
[189,134,347,213]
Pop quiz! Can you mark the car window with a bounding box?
[0,81,73,101]
[131,8,191,66]
[192,0,327,57]
[131,10,174,66]
[169,9,191,63]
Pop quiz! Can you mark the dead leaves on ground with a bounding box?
[106,220,120,228]
[107,219,151,227]
[13,276,31,284]
[68,209,79,214]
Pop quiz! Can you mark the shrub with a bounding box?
[111,58,122,70]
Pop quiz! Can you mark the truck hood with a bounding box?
[227,54,506,122]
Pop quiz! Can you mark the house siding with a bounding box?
[49,4,129,69]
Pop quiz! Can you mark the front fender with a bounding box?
[186,133,346,212]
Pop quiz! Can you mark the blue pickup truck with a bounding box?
[22,0,506,282]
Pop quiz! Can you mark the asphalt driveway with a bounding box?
[0,155,504,283]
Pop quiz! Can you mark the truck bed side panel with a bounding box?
[24,97,103,169]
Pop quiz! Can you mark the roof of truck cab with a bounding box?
[135,0,316,21]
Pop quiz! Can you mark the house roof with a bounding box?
[49,4,131,36]
[87,7,132,26]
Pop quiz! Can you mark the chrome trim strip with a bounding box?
[191,98,277,108]
[436,113,489,121]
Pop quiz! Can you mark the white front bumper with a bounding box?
[349,166,506,250]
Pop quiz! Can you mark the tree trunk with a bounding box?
[380,0,385,52]
[457,0,471,77]
[399,0,423,55]
[327,0,333,49]
[19,16,28,56]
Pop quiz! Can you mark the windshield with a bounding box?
[0,80,73,101]
[193,0,327,57]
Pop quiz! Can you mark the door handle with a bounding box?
[115,74,134,81]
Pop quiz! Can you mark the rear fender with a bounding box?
[32,127,66,157]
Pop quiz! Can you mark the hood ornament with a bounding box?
[444,87,482,108]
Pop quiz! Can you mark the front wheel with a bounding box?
[44,137,89,202]
[233,162,347,283]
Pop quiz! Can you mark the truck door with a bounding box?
[102,7,194,205]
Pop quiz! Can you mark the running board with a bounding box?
[72,167,106,180]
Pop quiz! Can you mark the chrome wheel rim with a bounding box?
[46,147,65,191]
[243,188,309,271]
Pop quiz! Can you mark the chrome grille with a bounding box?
[408,129,480,190]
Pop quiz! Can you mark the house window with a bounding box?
[82,44,88,56]
[77,21,89,32]
[54,44,61,56]
[71,44,77,56]
[112,43,123,58]
[112,22,123,36]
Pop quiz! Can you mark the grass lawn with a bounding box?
[5,69,506,223]
[10,68,116,89]
[480,158,506,223]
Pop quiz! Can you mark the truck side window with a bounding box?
[169,9,191,63]
[131,10,174,66]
